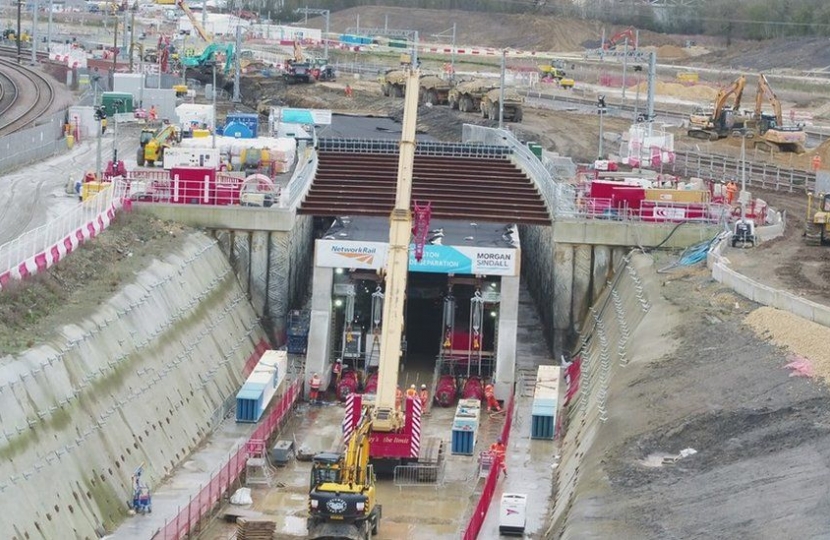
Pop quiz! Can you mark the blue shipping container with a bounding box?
[531,414,555,440]
[236,386,265,423]
[451,429,475,455]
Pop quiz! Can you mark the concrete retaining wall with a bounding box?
[706,212,830,326]
[0,234,269,539]
[549,253,652,537]
[520,225,627,360]
[219,214,314,345]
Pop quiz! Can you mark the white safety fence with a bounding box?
[0,182,127,290]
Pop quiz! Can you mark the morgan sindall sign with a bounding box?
[316,240,518,276]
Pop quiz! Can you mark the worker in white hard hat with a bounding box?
[419,384,430,412]
[406,384,417,398]
[309,372,321,404]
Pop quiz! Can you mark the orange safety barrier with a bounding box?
[461,391,516,540]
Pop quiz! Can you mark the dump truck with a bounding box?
[381,69,407,98]
[447,79,499,113]
[419,75,453,105]
[480,88,524,123]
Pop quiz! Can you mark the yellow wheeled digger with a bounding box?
[805,192,830,244]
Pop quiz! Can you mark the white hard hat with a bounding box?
[410,384,416,389]
[421,384,427,389]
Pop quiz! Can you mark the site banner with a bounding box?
[316,240,518,276]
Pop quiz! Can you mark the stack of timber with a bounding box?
[236,518,276,540]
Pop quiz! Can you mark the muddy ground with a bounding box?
[0,212,191,356]
[569,261,830,539]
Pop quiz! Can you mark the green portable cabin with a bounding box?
[101,92,134,116]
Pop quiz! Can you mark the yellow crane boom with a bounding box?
[372,68,420,432]
[176,0,212,43]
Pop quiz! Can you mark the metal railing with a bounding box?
[392,462,446,488]
[0,108,68,173]
[462,124,577,218]
[671,150,816,193]
[285,147,319,210]
[0,182,125,286]
[152,377,303,540]
[317,137,511,158]
[558,198,732,225]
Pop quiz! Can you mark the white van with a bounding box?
[499,493,527,536]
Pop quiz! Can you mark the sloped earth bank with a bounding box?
[551,260,830,539]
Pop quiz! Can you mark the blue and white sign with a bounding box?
[315,240,518,276]
[276,107,332,125]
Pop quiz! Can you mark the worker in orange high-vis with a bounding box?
[419,384,430,411]
[395,386,403,410]
[725,180,738,205]
[309,372,321,404]
[406,384,417,399]
[484,383,501,412]
[490,437,507,477]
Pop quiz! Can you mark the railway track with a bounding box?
[0,57,56,137]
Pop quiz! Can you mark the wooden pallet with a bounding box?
[236,518,276,540]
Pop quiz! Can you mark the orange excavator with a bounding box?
[603,27,638,50]
[687,75,748,141]
[752,74,806,153]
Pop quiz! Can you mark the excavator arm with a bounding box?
[293,40,305,63]
[342,410,372,485]
[712,75,746,120]
[756,74,784,126]
[372,68,420,432]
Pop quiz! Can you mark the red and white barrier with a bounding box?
[0,186,126,291]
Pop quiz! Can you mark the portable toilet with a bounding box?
[451,398,481,455]
[499,493,527,536]
[531,365,561,440]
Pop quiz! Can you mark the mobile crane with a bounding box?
[307,411,380,540]
[752,73,806,154]
[341,68,444,471]
[687,75,748,141]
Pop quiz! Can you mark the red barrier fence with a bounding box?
[152,376,302,540]
[461,391,516,540]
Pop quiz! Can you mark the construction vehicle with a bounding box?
[480,88,524,123]
[137,124,181,167]
[539,64,567,82]
[603,26,638,50]
[806,192,830,245]
[752,74,806,154]
[127,465,152,515]
[307,411,381,540]
[381,69,407,98]
[383,71,451,104]
[342,68,444,472]
[447,79,499,113]
[3,29,31,43]
[419,75,453,105]
[283,40,329,84]
[687,75,748,141]
[181,42,234,74]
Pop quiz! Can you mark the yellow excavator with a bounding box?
[307,67,431,540]
[307,411,380,540]
[806,192,830,245]
[752,74,806,154]
[688,75,748,141]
